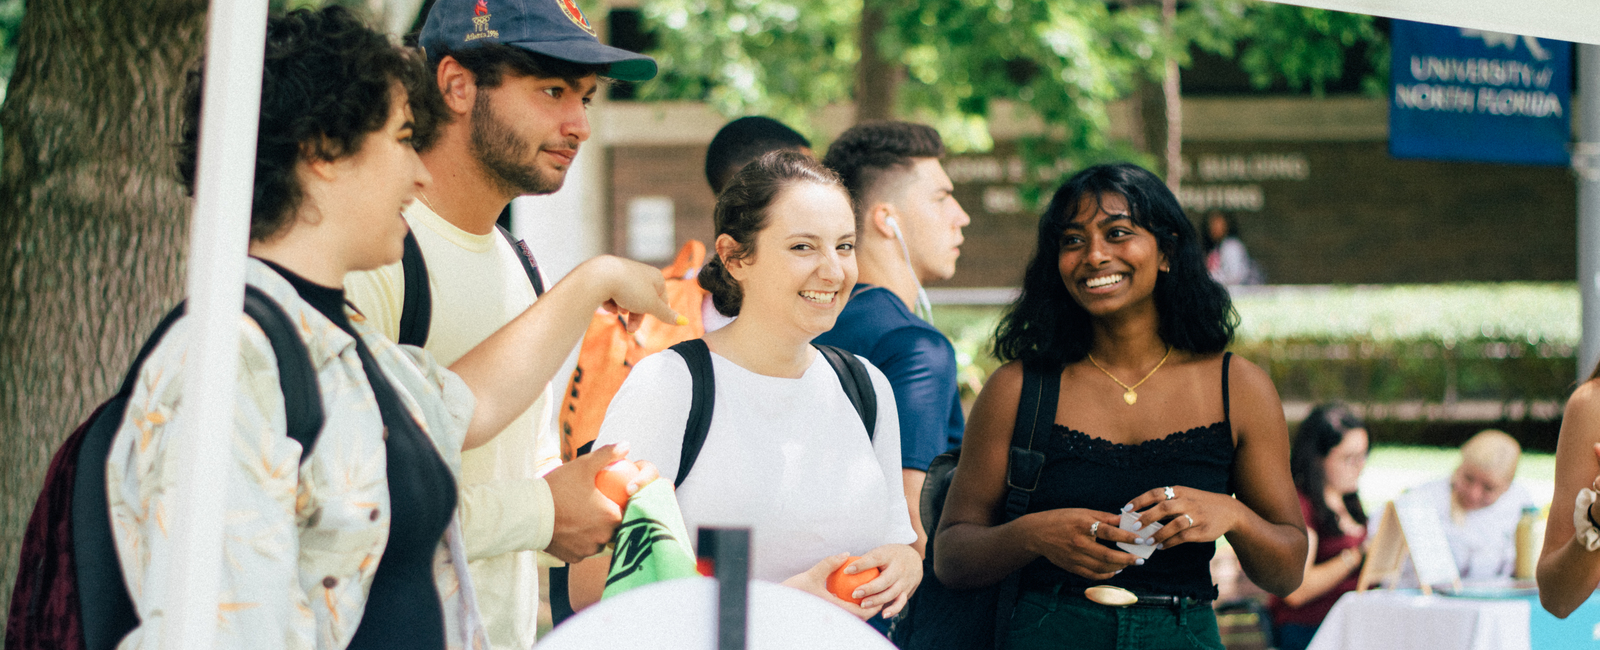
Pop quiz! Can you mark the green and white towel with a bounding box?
[602,479,700,599]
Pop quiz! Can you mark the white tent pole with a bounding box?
[1579,44,1600,383]
[161,0,269,647]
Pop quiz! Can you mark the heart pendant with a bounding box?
[1123,390,1138,405]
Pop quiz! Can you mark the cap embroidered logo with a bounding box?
[466,0,497,41]
[555,0,596,36]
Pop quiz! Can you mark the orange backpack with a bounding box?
[559,240,708,460]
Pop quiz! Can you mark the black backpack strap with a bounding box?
[671,339,716,488]
[114,304,190,397]
[497,224,546,297]
[95,290,322,462]
[243,286,325,460]
[76,302,188,650]
[991,363,1059,649]
[1001,363,1057,521]
[398,228,431,347]
[74,288,325,650]
[814,344,876,441]
[1221,351,1233,424]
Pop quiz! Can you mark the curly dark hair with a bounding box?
[992,163,1237,367]
[1290,403,1369,536]
[821,121,944,225]
[704,116,812,195]
[698,151,845,316]
[177,6,442,242]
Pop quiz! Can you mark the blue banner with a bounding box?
[1390,20,1571,166]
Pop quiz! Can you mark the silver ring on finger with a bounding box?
[1183,514,1195,527]
[1164,486,1176,501]
[1090,521,1100,537]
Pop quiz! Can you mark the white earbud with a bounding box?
[883,214,933,320]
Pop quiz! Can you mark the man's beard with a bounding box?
[470,91,566,196]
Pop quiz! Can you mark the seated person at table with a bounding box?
[1271,404,1369,650]
[1390,430,1534,581]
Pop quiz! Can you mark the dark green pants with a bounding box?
[1005,587,1225,650]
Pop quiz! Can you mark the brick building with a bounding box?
[594,96,1577,289]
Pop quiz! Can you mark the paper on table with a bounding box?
[1394,500,1462,589]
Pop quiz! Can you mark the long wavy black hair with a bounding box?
[1290,403,1369,536]
[993,163,1237,367]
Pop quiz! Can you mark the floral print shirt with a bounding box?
[106,261,487,650]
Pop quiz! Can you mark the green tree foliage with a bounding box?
[0,0,20,94]
[1232,2,1388,96]
[639,0,861,131]
[634,0,1384,189]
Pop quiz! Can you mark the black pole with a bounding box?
[697,527,750,650]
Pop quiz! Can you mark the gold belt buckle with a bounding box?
[1085,585,1139,607]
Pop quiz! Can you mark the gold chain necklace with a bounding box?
[1086,346,1173,405]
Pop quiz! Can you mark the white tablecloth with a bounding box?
[1308,590,1530,650]
[537,577,896,650]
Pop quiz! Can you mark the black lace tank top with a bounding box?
[263,260,458,649]
[1019,353,1235,600]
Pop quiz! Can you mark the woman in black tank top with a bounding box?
[933,164,1308,649]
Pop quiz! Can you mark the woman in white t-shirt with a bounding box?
[570,151,922,621]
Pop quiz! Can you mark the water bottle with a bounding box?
[1514,505,1540,580]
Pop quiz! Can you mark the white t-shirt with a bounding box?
[1391,477,1536,580]
[594,347,917,583]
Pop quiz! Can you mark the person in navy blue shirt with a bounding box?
[817,121,971,556]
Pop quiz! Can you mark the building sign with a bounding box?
[1389,20,1571,166]
[1179,152,1310,213]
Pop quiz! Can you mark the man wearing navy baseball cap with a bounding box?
[345,1,665,648]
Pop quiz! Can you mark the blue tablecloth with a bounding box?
[1526,592,1600,650]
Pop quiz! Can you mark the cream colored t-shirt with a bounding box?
[346,202,559,650]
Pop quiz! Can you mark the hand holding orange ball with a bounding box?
[825,556,881,604]
[595,460,642,506]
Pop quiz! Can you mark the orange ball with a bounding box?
[596,460,640,506]
[826,556,880,605]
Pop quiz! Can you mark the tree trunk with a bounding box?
[1161,0,1182,195]
[0,0,207,621]
[1133,79,1165,172]
[854,2,899,123]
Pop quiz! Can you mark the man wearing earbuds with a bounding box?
[816,121,971,557]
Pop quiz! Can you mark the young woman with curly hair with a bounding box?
[106,7,673,649]
[933,163,1307,649]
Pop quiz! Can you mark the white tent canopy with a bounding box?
[1268,0,1600,45]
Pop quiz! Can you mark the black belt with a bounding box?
[1081,585,1212,609]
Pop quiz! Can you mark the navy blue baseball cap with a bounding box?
[419,0,657,82]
